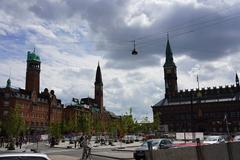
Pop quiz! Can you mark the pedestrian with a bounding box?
[79,135,84,148]
[19,138,22,149]
[74,140,77,148]
[16,139,19,148]
[81,136,91,160]
[0,137,3,148]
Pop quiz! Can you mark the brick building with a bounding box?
[152,38,240,134]
[0,50,63,135]
[63,63,120,134]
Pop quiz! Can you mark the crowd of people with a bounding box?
[0,136,28,150]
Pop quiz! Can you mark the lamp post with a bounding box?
[224,114,230,138]
[190,93,193,132]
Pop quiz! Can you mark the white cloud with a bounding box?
[0,0,240,121]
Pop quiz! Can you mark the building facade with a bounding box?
[0,50,63,135]
[63,63,120,134]
[152,39,240,134]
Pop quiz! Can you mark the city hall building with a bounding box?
[152,39,240,134]
[0,50,63,135]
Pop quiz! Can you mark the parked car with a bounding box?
[203,135,225,144]
[233,135,240,142]
[123,135,136,143]
[0,153,51,160]
[133,138,173,160]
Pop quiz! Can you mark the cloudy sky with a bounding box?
[1,0,240,121]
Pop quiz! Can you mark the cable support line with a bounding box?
[38,7,240,48]
[134,10,240,44]
[130,4,240,42]
[136,11,240,49]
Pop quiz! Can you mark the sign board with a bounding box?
[176,133,185,140]
[195,132,204,140]
[176,132,204,140]
[185,132,193,140]
[40,134,48,141]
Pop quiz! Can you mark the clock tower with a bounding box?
[163,38,178,99]
[25,49,41,94]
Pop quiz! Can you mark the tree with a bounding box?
[120,114,135,135]
[2,105,26,150]
[62,116,77,134]
[107,120,117,138]
[94,117,103,135]
[78,113,92,134]
[49,122,61,139]
[2,105,26,137]
[140,116,151,134]
[152,112,161,131]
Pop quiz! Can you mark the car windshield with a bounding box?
[141,140,159,147]
[205,136,219,141]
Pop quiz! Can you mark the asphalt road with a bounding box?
[28,142,122,160]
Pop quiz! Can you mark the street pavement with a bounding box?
[1,141,138,160]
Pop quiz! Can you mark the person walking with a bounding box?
[79,135,84,148]
[81,136,91,160]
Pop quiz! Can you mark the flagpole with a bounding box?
[197,75,199,89]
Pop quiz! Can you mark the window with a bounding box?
[3,110,8,115]
[4,93,10,98]
[3,101,9,107]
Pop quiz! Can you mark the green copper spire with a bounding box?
[6,78,11,88]
[164,36,175,67]
[236,73,239,86]
[27,48,40,62]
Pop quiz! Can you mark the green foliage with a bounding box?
[152,112,161,131]
[94,118,103,134]
[139,116,151,134]
[2,105,26,137]
[107,120,117,137]
[120,114,135,135]
[49,122,61,139]
[78,113,92,134]
[62,114,79,134]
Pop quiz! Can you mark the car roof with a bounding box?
[205,135,222,137]
[0,153,49,158]
[147,138,171,141]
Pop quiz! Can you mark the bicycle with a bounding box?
[81,146,92,160]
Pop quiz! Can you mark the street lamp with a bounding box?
[131,40,138,55]
[224,114,230,138]
[190,93,193,132]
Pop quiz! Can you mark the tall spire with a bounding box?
[163,35,178,99]
[164,35,175,67]
[95,62,103,86]
[94,62,103,113]
[6,78,11,88]
[236,73,239,86]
